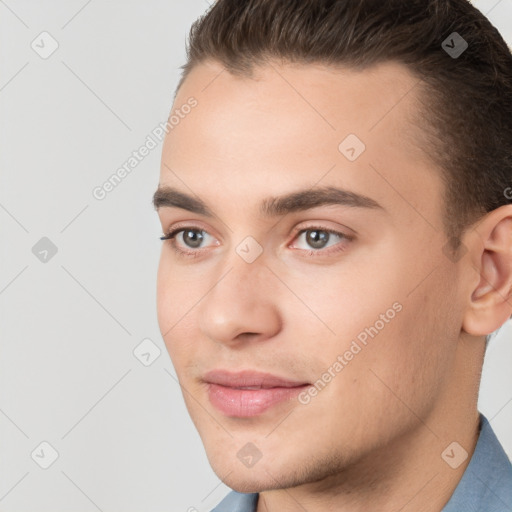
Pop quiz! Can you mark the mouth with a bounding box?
[203,369,311,417]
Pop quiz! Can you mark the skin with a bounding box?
[154,59,512,512]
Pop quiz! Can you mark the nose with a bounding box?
[197,256,282,347]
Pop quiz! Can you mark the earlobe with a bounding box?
[462,209,512,337]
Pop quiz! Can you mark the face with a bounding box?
[155,60,467,492]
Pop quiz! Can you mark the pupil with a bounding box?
[307,230,328,249]
[184,230,203,248]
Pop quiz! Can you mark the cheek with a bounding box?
[156,255,193,362]
[156,256,171,331]
[156,252,194,330]
[279,258,399,351]
[352,266,460,412]
[292,249,454,407]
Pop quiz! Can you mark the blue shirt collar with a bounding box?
[442,413,512,511]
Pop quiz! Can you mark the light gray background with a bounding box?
[1,1,511,511]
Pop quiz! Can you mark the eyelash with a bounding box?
[160,225,352,259]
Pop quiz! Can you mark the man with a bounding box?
[153,0,512,510]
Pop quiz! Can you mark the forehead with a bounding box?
[160,59,442,224]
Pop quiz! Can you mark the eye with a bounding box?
[291,227,351,255]
[160,226,217,255]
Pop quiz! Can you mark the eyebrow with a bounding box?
[152,185,384,217]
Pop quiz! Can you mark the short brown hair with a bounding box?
[175,0,512,250]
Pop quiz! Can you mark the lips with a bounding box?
[203,370,311,417]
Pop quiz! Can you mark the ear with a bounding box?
[462,205,512,336]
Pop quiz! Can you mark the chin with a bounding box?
[218,471,280,494]
[207,450,319,494]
